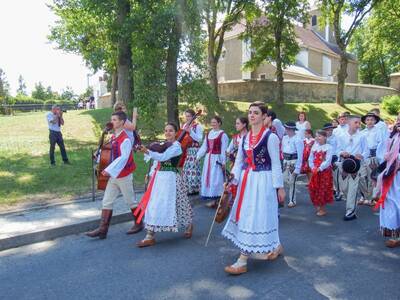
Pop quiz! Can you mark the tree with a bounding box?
[242,0,309,106]
[31,82,47,100]
[16,75,27,95]
[319,0,379,106]
[0,68,10,104]
[60,86,76,100]
[202,0,253,102]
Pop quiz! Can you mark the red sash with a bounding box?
[134,162,161,223]
[374,171,396,210]
[235,127,266,222]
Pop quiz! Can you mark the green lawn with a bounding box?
[0,101,394,207]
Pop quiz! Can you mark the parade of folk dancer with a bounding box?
[375,121,400,248]
[308,129,334,216]
[336,115,369,221]
[359,112,385,206]
[300,129,315,182]
[221,102,285,275]
[180,109,204,195]
[86,111,143,239]
[113,102,139,144]
[196,116,229,208]
[134,123,194,248]
[282,121,304,208]
[226,117,249,168]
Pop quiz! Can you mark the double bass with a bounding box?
[95,122,113,190]
[148,110,202,166]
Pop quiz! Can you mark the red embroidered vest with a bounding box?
[111,131,136,178]
[206,131,224,154]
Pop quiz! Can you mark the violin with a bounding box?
[95,122,113,190]
[148,109,202,153]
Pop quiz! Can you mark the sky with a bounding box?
[0,0,97,96]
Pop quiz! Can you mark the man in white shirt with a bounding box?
[370,108,389,140]
[86,111,142,239]
[336,115,369,220]
[360,113,385,205]
[282,121,304,208]
[332,112,350,138]
[46,105,69,166]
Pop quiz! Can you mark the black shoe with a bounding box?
[343,214,357,221]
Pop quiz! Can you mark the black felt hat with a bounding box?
[284,121,297,130]
[361,112,380,124]
[322,123,336,130]
[342,155,361,174]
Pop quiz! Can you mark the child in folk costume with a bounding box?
[86,111,143,239]
[323,123,341,201]
[282,121,304,208]
[308,130,334,216]
[181,109,204,195]
[222,102,285,275]
[333,112,350,138]
[336,115,369,221]
[359,113,385,206]
[296,111,311,139]
[375,122,400,248]
[301,129,315,181]
[135,123,193,248]
[196,116,229,207]
[226,117,248,167]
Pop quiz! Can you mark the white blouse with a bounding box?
[196,129,229,164]
[308,143,333,171]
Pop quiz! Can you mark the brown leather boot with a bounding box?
[126,208,144,235]
[86,209,113,239]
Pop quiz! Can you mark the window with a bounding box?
[311,15,317,26]
[322,55,332,81]
[296,49,308,68]
[259,74,266,80]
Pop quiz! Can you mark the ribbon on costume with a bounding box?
[373,171,396,210]
[134,162,161,223]
[235,127,266,222]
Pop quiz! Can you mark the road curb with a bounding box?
[0,194,202,252]
[0,212,133,252]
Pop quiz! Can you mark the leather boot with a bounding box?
[126,208,144,235]
[86,209,113,239]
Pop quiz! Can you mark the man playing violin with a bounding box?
[86,111,143,239]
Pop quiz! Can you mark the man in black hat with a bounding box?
[282,121,304,208]
[360,113,385,206]
[336,115,369,220]
[369,108,389,140]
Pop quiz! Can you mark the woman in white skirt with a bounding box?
[181,109,203,195]
[222,102,286,275]
[376,122,400,248]
[196,116,229,207]
[134,123,193,247]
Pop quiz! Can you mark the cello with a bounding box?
[94,122,113,190]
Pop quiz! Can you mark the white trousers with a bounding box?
[283,159,298,203]
[102,174,137,209]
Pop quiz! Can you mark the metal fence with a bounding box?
[1,103,77,114]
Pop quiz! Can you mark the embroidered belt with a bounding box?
[283,153,297,160]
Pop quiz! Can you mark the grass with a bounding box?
[0,101,395,207]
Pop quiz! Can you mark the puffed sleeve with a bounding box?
[219,133,229,164]
[189,124,203,143]
[268,133,284,188]
[308,145,315,170]
[196,133,208,160]
[148,142,182,162]
[319,145,333,171]
[226,138,235,154]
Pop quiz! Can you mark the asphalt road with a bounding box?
[1,185,399,300]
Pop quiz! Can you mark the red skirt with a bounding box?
[308,167,333,207]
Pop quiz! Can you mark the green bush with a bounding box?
[12,95,44,105]
[382,95,400,115]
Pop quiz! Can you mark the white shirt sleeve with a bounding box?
[308,146,315,170]
[231,137,244,183]
[148,142,183,162]
[226,138,235,154]
[319,145,333,171]
[268,133,284,188]
[219,133,229,165]
[104,138,132,178]
[148,160,158,177]
[376,138,388,164]
[47,112,57,124]
[360,135,369,160]
[294,138,304,173]
[196,134,208,160]
[189,124,203,143]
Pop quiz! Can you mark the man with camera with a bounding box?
[46,105,70,166]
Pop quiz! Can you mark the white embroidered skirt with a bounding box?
[200,153,225,198]
[380,172,400,238]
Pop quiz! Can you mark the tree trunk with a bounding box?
[116,0,133,105]
[208,48,220,102]
[336,53,348,106]
[111,70,118,105]
[166,11,182,126]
